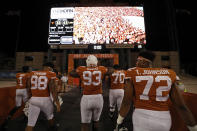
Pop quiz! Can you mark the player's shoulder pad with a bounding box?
[121,69,126,72]
[104,66,109,71]
[167,68,176,74]
[98,66,105,68]
[30,71,35,74]
[76,66,86,70]
[98,66,107,70]
[77,66,86,69]
[127,67,137,71]
[48,71,56,76]
[49,71,55,74]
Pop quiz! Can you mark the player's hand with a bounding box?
[114,124,124,131]
[55,100,61,112]
[56,104,61,112]
[188,125,197,131]
[114,124,120,131]
[114,123,128,131]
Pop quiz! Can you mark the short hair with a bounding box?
[113,64,120,69]
[138,50,155,62]
[43,62,54,69]
[22,66,29,73]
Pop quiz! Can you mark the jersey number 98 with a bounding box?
[31,75,48,90]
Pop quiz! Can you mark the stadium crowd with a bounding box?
[73,7,146,45]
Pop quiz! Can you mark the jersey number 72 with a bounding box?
[136,76,172,102]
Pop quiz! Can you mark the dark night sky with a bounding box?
[172,0,195,62]
[0,0,195,63]
[0,0,50,55]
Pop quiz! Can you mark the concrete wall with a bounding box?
[16,52,64,72]
[153,51,180,73]
[52,53,63,72]
[16,51,180,74]
[16,52,46,71]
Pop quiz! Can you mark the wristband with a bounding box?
[187,125,197,131]
[117,114,124,125]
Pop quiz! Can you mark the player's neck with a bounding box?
[138,62,152,68]
[43,68,50,71]
[87,65,97,68]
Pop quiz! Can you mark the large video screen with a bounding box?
[48,7,146,46]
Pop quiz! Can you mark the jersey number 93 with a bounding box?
[83,71,101,86]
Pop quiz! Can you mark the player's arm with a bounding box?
[102,67,113,88]
[105,67,114,76]
[117,78,134,125]
[49,79,61,112]
[69,69,80,78]
[105,76,111,89]
[103,67,114,82]
[26,76,32,99]
[169,83,197,130]
[59,79,62,90]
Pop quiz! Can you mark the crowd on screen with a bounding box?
[73,7,146,44]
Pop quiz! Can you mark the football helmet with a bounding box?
[86,55,98,67]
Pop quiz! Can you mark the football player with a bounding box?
[1,66,30,130]
[108,64,127,119]
[115,50,197,131]
[53,69,62,93]
[25,62,61,131]
[70,55,113,131]
[61,72,68,92]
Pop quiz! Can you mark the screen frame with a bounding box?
[48,6,146,49]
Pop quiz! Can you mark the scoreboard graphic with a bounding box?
[48,8,74,44]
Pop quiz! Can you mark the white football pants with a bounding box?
[80,94,103,123]
[27,97,54,127]
[15,88,29,107]
[109,89,124,112]
[132,108,172,131]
